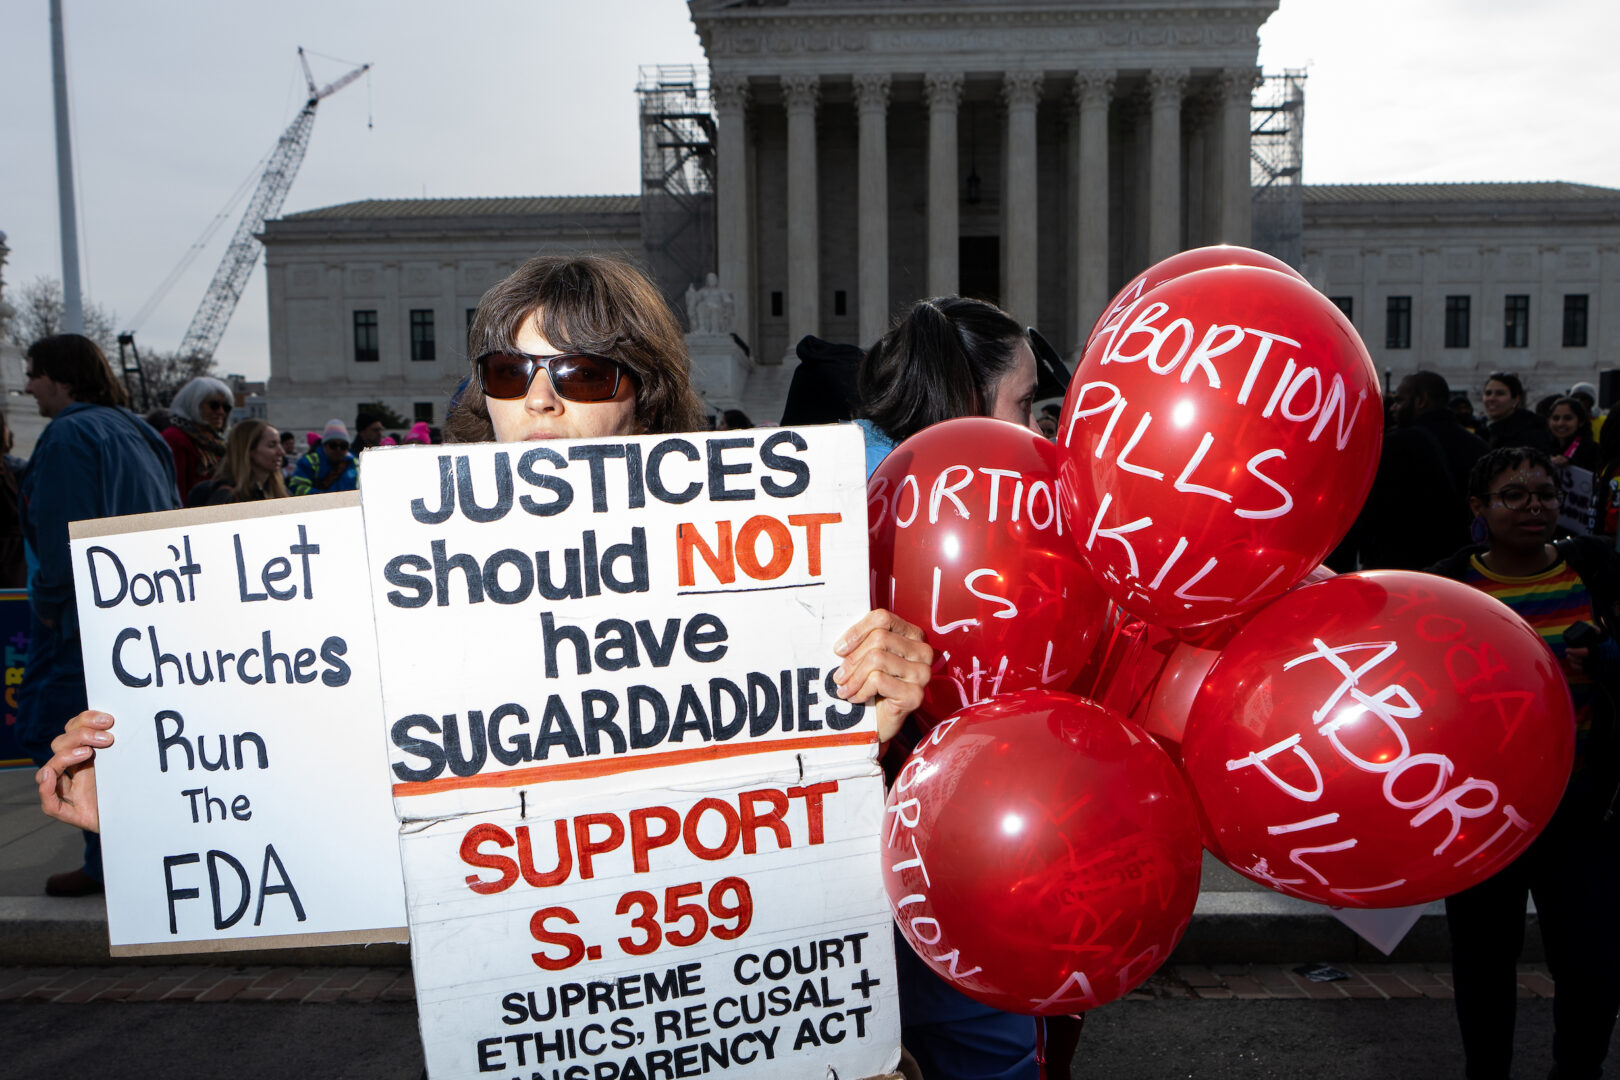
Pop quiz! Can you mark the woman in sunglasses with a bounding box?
[161,376,236,507]
[1428,445,1620,1080]
[40,255,934,837]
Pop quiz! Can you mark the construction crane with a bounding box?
[173,48,369,363]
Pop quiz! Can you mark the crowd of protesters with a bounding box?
[12,280,1620,1080]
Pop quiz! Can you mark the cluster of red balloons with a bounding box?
[869,246,1576,1018]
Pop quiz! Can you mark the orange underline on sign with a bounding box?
[391,731,875,797]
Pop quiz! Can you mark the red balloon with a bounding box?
[1093,566,1337,754]
[1056,266,1381,628]
[1181,572,1574,908]
[884,691,1203,1014]
[1096,621,1216,752]
[1087,245,1307,346]
[868,418,1108,722]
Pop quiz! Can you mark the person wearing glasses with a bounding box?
[1480,372,1557,455]
[161,376,236,506]
[20,334,179,897]
[1428,446,1620,1080]
[288,419,360,495]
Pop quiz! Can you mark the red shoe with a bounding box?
[45,869,104,897]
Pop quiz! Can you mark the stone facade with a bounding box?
[258,197,641,435]
[693,0,1277,363]
[1302,183,1620,406]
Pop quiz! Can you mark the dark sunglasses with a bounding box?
[475,350,628,403]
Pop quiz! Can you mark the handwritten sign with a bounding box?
[358,427,900,1079]
[70,495,406,955]
[1558,464,1595,536]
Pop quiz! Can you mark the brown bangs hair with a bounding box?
[26,333,129,408]
[446,254,704,442]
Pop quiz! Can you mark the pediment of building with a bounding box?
[690,0,1278,75]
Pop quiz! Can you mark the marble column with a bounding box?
[1217,67,1258,246]
[712,75,752,348]
[1002,71,1042,327]
[1147,68,1188,264]
[783,73,820,358]
[924,71,965,297]
[1073,70,1114,347]
[854,73,891,347]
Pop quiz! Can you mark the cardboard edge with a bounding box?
[108,924,408,958]
[70,490,360,540]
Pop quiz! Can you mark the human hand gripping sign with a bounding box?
[1180,571,1573,908]
[1058,264,1381,629]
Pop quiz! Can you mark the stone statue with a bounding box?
[684,273,733,335]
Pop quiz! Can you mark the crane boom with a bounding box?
[175,48,369,362]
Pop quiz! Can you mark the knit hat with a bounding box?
[405,421,432,445]
[321,419,351,445]
[1570,381,1599,402]
[306,432,319,448]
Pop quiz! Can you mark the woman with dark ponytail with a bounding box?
[856,295,1041,475]
[857,295,1045,1080]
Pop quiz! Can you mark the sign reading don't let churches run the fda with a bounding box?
[358,426,901,1080]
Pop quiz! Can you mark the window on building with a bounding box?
[1564,294,1589,348]
[414,402,435,423]
[410,309,436,362]
[353,310,379,363]
[1385,296,1412,350]
[1504,294,1530,348]
[834,290,847,317]
[770,291,784,317]
[1329,296,1353,323]
[1444,295,1470,349]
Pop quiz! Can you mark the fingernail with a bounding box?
[833,637,851,656]
[89,734,110,745]
[832,666,845,683]
[72,746,90,757]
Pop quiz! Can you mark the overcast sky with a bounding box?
[2,0,1614,382]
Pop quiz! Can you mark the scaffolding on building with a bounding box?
[1250,69,1306,269]
[637,65,716,324]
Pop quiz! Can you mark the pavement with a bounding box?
[1,765,1483,969]
[6,765,1609,1078]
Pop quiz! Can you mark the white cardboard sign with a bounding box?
[70,494,407,955]
[358,426,900,1080]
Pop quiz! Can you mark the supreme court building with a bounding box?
[694,0,1272,364]
[258,0,1620,434]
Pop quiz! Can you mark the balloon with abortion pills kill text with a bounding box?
[867,418,1108,725]
[883,691,1202,1014]
[1180,571,1573,909]
[1057,266,1381,629]
[1086,245,1307,348]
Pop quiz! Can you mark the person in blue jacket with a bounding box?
[19,333,179,896]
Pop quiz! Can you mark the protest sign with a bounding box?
[71,493,407,955]
[0,590,31,768]
[1558,463,1596,536]
[359,427,901,1080]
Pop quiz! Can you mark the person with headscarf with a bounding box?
[161,376,235,506]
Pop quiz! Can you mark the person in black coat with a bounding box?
[1330,370,1489,570]
[1481,371,1557,453]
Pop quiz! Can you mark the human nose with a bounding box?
[524,363,563,412]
